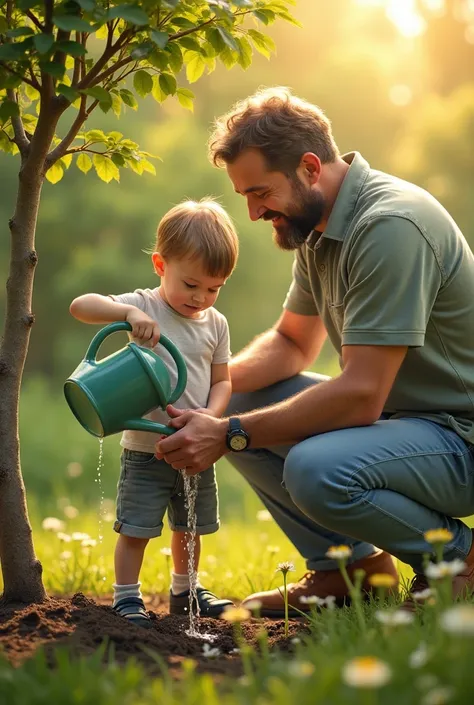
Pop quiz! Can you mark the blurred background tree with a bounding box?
[1,0,473,526]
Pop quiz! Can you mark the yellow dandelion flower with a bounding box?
[342,656,392,688]
[368,573,397,588]
[424,529,454,545]
[221,606,251,623]
[326,545,352,561]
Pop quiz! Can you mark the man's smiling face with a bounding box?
[227,148,326,250]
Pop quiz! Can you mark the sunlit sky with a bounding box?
[356,0,446,38]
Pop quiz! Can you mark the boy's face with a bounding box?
[152,254,226,318]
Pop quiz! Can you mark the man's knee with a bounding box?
[283,440,352,520]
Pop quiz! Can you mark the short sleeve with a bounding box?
[342,216,443,347]
[109,290,148,313]
[213,316,231,364]
[283,245,319,316]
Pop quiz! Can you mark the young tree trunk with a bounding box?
[0,163,47,604]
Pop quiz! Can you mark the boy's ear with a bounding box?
[152,252,165,276]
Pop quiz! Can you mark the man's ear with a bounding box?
[152,252,165,277]
[299,152,322,185]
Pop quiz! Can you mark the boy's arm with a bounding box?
[70,294,160,346]
[205,363,232,418]
[70,293,134,324]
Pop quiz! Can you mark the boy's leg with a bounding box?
[113,450,179,626]
[168,467,233,617]
[170,530,201,596]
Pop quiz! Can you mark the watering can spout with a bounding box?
[64,321,187,439]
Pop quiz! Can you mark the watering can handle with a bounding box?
[84,321,187,405]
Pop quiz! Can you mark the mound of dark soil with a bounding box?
[0,593,308,678]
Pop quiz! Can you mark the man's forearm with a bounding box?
[239,372,379,447]
[229,329,307,393]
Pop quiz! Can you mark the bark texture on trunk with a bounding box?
[0,97,62,603]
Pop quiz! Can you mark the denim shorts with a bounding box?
[113,449,219,539]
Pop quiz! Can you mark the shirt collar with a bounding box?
[308,152,371,246]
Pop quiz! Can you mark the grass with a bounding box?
[2,506,474,704]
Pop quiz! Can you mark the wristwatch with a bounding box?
[226,417,250,452]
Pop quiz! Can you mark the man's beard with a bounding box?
[262,181,326,251]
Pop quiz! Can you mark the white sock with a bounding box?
[171,572,192,595]
[113,582,142,606]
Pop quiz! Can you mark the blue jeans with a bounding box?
[228,373,474,572]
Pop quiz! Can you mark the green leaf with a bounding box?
[111,92,122,117]
[108,131,123,142]
[130,42,153,60]
[216,27,238,52]
[39,61,67,78]
[253,9,275,25]
[107,5,149,26]
[57,83,79,103]
[7,27,35,38]
[85,128,107,141]
[111,153,126,167]
[179,36,202,53]
[61,153,72,169]
[148,50,169,70]
[34,33,55,54]
[76,0,96,10]
[119,89,138,109]
[133,70,153,97]
[176,87,194,112]
[185,52,206,84]
[25,84,40,101]
[151,75,167,103]
[53,15,93,32]
[164,43,183,73]
[140,159,156,175]
[17,0,41,9]
[56,40,87,57]
[0,42,27,61]
[206,28,226,54]
[93,153,120,183]
[149,30,168,49]
[236,35,252,70]
[76,152,92,173]
[218,45,238,70]
[127,157,144,175]
[45,162,64,184]
[0,99,19,125]
[0,16,8,34]
[158,73,176,96]
[247,29,275,59]
[83,86,112,108]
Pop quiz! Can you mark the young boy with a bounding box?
[70,199,238,627]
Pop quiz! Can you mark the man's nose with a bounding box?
[247,199,263,222]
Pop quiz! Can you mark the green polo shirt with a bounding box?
[284,151,474,444]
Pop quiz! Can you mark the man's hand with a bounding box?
[126,307,160,347]
[155,405,228,474]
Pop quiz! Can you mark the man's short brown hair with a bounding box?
[155,199,238,279]
[209,86,339,174]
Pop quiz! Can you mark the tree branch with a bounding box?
[6,89,29,156]
[77,28,135,89]
[0,62,38,89]
[25,10,45,32]
[43,0,53,34]
[45,94,88,165]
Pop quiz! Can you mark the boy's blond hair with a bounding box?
[155,199,238,278]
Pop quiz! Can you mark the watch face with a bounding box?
[230,434,248,451]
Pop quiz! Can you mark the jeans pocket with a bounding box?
[123,450,156,466]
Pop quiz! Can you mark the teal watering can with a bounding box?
[64,321,187,438]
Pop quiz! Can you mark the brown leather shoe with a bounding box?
[402,530,474,610]
[241,550,398,617]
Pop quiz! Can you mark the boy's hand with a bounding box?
[125,307,160,347]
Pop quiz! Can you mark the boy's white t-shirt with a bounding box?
[110,288,231,453]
